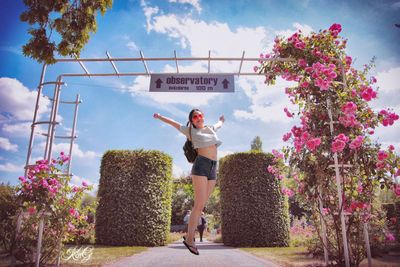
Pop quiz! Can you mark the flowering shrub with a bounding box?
[290,217,316,247]
[12,153,94,266]
[259,24,399,265]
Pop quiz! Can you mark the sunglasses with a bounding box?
[192,113,203,121]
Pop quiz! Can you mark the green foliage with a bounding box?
[219,151,289,247]
[95,150,173,247]
[250,136,263,152]
[20,0,113,64]
[0,183,19,252]
[171,176,193,225]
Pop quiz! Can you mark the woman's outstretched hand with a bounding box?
[219,115,225,123]
[153,113,161,119]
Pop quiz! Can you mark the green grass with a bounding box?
[240,247,400,267]
[240,247,323,267]
[60,245,147,266]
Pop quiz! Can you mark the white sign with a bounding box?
[149,74,234,93]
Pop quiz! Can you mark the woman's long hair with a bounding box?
[187,109,202,128]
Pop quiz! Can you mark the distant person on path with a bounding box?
[183,210,191,233]
[153,109,224,255]
[197,212,207,242]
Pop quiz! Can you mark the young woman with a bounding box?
[153,109,224,255]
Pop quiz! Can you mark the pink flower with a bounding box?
[267,165,276,174]
[342,102,357,115]
[67,222,75,232]
[284,107,293,118]
[298,59,307,68]
[360,86,377,101]
[28,206,36,215]
[82,181,88,187]
[282,132,292,142]
[376,161,386,170]
[349,136,364,150]
[69,208,78,217]
[329,23,342,37]
[331,134,349,153]
[385,232,396,242]
[389,145,395,151]
[332,140,346,153]
[253,66,259,72]
[377,150,388,161]
[394,185,400,196]
[322,208,330,215]
[272,149,284,159]
[300,81,309,88]
[282,187,294,197]
[306,138,321,152]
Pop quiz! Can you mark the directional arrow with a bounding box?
[155,78,163,88]
[222,79,229,89]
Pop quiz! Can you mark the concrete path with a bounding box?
[104,239,280,267]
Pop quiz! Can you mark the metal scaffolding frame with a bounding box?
[18,50,375,267]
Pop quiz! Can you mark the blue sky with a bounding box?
[1,0,399,195]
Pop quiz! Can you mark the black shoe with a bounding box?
[183,236,195,242]
[183,240,199,255]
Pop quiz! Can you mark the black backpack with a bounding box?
[183,124,197,163]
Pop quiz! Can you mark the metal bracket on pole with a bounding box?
[238,51,245,77]
[74,54,91,78]
[140,50,150,76]
[174,50,179,73]
[106,51,120,77]
[208,50,211,73]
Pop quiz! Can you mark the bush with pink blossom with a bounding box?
[258,24,399,265]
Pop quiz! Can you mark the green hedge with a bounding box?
[95,150,173,246]
[219,152,289,247]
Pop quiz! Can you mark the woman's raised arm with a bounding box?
[153,113,182,130]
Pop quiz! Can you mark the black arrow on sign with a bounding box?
[222,79,229,89]
[155,78,163,88]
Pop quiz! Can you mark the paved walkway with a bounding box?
[104,239,280,267]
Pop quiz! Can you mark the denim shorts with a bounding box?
[191,155,217,180]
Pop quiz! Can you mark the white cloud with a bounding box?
[218,150,235,159]
[0,162,23,173]
[173,163,185,177]
[391,2,400,9]
[0,77,50,121]
[169,0,202,13]
[0,137,18,152]
[233,76,297,123]
[38,142,101,160]
[127,41,139,52]
[275,23,314,39]
[375,67,400,93]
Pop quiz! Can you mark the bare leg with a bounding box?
[186,175,208,246]
[206,180,217,200]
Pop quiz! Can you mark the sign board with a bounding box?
[149,74,234,93]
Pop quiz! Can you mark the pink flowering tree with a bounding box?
[259,24,399,265]
[13,152,94,265]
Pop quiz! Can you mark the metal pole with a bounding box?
[363,222,372,267]
[47,76,63,162]
[10,211,24,267]
[326,97,350,267]
[67,94,81,174]
[44,77,61,159]
[35,213,45,267]
[318,189,329,265]
[25,64,47,176]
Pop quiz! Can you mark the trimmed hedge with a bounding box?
[219,151,289,247]
[95,150,172,246]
